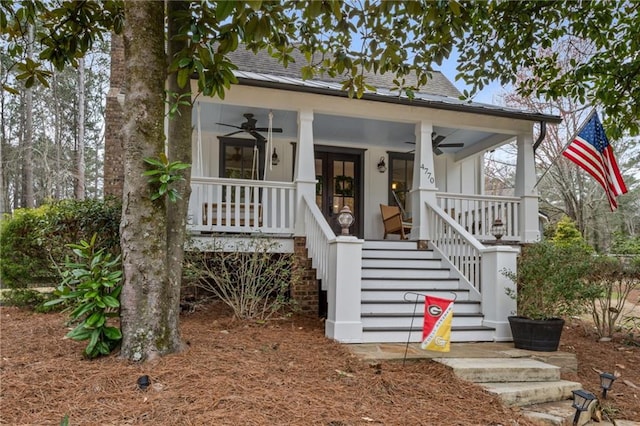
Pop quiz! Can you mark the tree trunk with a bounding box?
[75,57,86,200]
[0,58,7,215]
[165,0,192,345]
[53,72,62,200]
[23,23,35,208]
[119,1,184,362]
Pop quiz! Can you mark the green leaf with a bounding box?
[102,295,120,308]
[216,1,235,20]
[103,326,122,341]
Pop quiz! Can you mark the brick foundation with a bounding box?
[291,237,320,315]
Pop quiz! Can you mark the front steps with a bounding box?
[360,240,494,343]
[435,356,593,425]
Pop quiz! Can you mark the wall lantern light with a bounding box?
[271,148,280,166]
[337,205,355,235]
[377,156,387,173]
[599,372,616,398]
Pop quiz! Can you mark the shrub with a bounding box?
[0,198,121,289]
[185,237,296,320]
[587,255,640,339]
[44,234,123,359]
[504,241,595,320]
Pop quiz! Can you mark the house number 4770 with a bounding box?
[420,164,435,184]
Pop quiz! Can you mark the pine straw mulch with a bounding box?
[0,301,638,426]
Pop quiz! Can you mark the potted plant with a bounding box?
[503,240,594,351]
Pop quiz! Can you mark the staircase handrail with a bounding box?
[301,194,336,286]
[425,199,487,292]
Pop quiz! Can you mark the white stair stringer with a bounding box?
[360,240,494,344]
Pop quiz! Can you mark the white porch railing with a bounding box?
[436,193,521,242]
[301,194,336,288]
[188,177,296,234]
[426,200,487,293]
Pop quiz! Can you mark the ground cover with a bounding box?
[0,300,638,425]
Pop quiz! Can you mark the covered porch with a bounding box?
[187,80,560,344]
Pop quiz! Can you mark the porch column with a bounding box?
[325,235,363,343]
[514,132,540,243]
[480,246,519,341]
[410,121,438,242]
[294,109,316,236]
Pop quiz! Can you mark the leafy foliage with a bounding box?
[143,153,190,203]
[457,1,640,139]
[44,234,123,359]
[0,288,57,312]
[610,233,640,255]
[586,255,640,339]
[185,238,296,320]
[504,240,595,320]
[0,198,121,288]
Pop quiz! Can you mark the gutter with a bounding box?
[532,121,547,152]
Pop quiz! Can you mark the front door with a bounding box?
[314,148,363,238]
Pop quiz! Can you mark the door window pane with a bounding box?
[389,152,414,219]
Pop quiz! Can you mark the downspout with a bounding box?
[532,121,547,152]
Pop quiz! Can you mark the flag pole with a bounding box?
[533,109,597,189]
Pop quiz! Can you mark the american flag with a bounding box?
[562,112,628,211]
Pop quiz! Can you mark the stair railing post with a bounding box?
[325,235,364,342]
[481,245,520,341]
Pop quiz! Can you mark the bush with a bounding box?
[185,237,296,320]
[587,255,640,339]
[504,241,595,320]
[44,234,123,359]
[0,198,121,289]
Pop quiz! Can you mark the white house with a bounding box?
[183,48,562,344]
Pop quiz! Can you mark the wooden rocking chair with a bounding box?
[380,204,412,239]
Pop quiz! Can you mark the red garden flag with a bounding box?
[562,112,628,211]
[421,295,454,352]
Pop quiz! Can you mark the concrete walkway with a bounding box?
[347,342,640,426]
[347,341,578,374]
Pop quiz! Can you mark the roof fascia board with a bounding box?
[235,77,562,125]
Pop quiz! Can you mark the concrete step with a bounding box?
[481,380,582,407]
[434,358,561,383]
[520,400,596,426]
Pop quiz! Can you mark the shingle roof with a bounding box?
[226,47,462,98]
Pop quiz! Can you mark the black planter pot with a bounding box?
[508,316,565,352]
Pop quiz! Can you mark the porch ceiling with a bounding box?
[196,102,507,155]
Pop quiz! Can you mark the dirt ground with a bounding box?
[1,301,638,426]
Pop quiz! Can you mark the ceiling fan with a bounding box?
[216,113,283,142]
[404,132,464,155]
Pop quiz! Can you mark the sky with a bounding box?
[438,52,506,106]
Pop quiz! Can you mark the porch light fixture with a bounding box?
[599,372,616,398]
[571,389,596,426]
[337,205,355,235]
[271,148,280,166]
[491,218,505,241]
[377,156,387,173]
